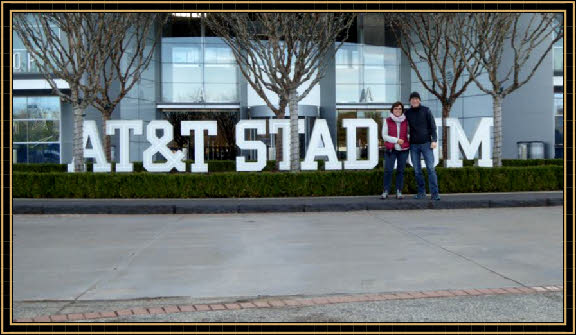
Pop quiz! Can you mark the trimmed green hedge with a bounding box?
[13,166,562,198]
[12,158,563,173]
[498,159,564,166]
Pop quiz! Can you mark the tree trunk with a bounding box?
[102,110,112,162]
[289,89,300,172]
[73,105,85,172]
[492,95,503,167]
[275,112,285,170]
[441,104,451,167]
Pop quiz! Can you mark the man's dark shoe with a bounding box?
[431,194,441,201]
[413,193,426,200]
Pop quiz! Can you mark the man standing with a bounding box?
[404,92,440,200]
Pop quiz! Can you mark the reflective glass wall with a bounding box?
[335,14,402,103]
[161,14,239,103]
[13,96,61,163]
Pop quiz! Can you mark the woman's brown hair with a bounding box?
[390,101,404,114]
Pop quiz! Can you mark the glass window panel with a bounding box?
[363,65,400,84]
[13,121,28,142]
[363,66,385,84]
[555,116,563,146]
[27,120,60,142]
[27,143,60,163]
[204,37,228,45]
[175,46,201,63]
[140,59,156,82]
[205,45,235,64]
[27,97,60,119]
[204,64,237,83]
[204,84,238,102]
[555,147,563,159]
[555,93,563,115]
[336,84,360,103]
[138,79,156,102]
[336,65,360,84]
[384,48,400,65]
[336,45,360,65]
[364,45,385,65]
[162,83,204,102]
[13,97,28,119]
[162,43,202,63]
[162,63,202,83]
[363,84,401,102]
[12,49,26,73]
[13,144,27,164]
[554,46,563,74]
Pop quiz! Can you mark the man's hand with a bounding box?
[430,142,437,149]
[397,139,404,145]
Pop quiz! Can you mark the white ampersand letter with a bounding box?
[143,120,186,172]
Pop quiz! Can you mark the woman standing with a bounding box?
[381,101,410,199]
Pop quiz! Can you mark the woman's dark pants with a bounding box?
[383,149,409,193]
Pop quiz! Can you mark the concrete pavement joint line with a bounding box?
[59,215,188,307]
[370,212,528,288]
[14,285,564,323]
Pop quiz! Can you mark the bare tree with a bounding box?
[13,13,119,172]
[91,13,167,162]
[455,13,563,166]
[386,13,483,165]
[204,13,356,171]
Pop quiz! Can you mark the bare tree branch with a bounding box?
[204,13,356,171]
[455,13,563,166]
[386,13,484,163]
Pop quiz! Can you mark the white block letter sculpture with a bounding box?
[67,120,111,172]
[106,120,143,172]
[181,121,218,173]
[268,119,305,171]
[301,119,342,170]
[343,118,379,170]
[143,120,186,172]
[445,117,493,167]
[236,120,267,172]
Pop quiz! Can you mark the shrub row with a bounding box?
[11,158,563,173]
[13,166,562,198]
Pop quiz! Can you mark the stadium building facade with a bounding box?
[11,13,564,164]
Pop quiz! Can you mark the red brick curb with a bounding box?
[13,284,564,323]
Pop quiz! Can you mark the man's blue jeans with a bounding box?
[383,149,409,193]
[410,142,439,196]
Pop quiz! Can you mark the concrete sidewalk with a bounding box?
[14,207,562,302]
[13,191,563,214]
[12,206,563,323]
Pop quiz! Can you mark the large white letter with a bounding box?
[106,120,143,172]
[181,121,218,173]
[67,120,111,172]
[445,117,493,167]
[269,119,305,171]
[236,120,267,171]
[343,118,378,170]
[143,120,186,172]
[301,119,341,170]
